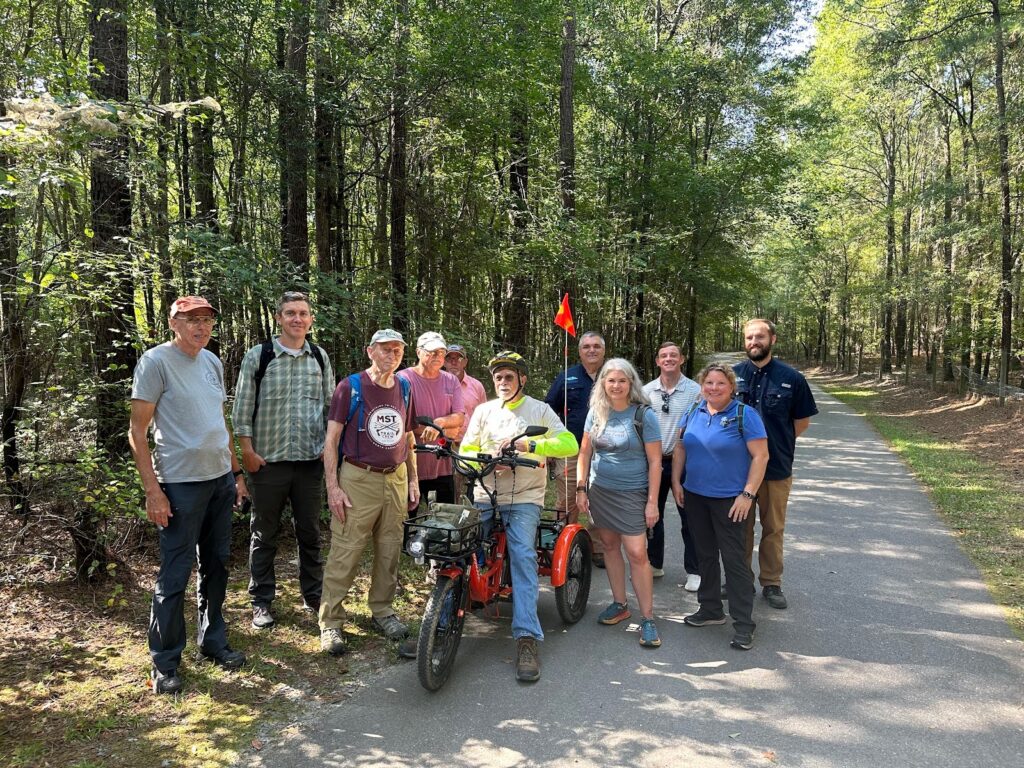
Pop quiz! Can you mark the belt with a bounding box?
[344,458,400,474]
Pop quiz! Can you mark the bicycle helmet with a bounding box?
[487,351,529,375]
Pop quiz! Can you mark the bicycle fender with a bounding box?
[549,523,590,587]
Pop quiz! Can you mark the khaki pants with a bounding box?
[553,457,604,556]
[319,461,407,630]
[744,476,793,588]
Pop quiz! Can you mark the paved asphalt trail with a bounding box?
[249,384,1024,768]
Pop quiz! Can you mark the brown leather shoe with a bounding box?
[515,637,540,682]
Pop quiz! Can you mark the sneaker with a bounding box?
[252,605,275,629]
[372,613,409,640]
[320,627,346,655]
[731,631,754,650]
[201,646,246,670]
[597,601,631,625]
[592,552,606,569]
[302,598,321,614]
[683,608,727,627]
[638,617,661,648]
[151,668,182,695]
[763,585,788,609]
[684,574,701,592]
[515,636,541,682]
[397,637,417,659]
[651,567,665,578]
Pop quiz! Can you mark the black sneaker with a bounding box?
[763,585,788,610]
[151,667,182,695]
[731,631,754,650]
[201,646,246,670]
[252,605,275,629]
[683,608,727,627]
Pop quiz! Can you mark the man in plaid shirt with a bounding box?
[233,291,335,630]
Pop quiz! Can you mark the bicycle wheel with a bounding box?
[417,573,468,691]
[555,528,592,624]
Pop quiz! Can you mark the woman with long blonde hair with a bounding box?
[576,358,663,648]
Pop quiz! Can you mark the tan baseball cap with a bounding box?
[170,296,217,317]
[416,331,447,351]
[370,328,406,345]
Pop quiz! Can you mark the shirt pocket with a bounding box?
[763,389,792,414]
[301,368,323,401]
[565,384,587,412]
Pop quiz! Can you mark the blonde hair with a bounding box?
[588,358,651,437]
[696,363,738,395]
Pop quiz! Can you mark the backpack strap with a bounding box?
[632,404,651,444]
[251,340,276,424]
[737,401,745,439]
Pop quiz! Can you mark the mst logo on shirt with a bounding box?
[365,405,404,448]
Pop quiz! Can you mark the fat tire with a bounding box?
[555,529,592,624]
[416,574,468,691]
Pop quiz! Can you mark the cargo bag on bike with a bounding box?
[404,503,482,561]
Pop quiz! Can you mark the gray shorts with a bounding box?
[588,484,647,536]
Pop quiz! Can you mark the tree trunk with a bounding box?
[503,99,532,350]
[154,0,174,311]
[313,0,337,274]
[283,0,310,277]
[389,0,410,332]
[992,0,1013,404]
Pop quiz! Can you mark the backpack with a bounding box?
[252,339,327,423]
[339,372,412,458]
[632,404,652,444]
[680,400,745,437]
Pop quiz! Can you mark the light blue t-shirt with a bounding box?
[585,405,661,491]
[681,399,767,498]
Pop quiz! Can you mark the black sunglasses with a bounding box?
[660,391,671,413]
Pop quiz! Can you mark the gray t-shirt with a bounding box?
[132,342,231,483]
[585,405,660,491]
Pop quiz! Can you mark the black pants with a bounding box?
[247,460,324,609]
[410,474,456,517]
[684,489,755,635]
[649,456,699,573]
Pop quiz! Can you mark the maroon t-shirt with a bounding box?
[328,372,416,467]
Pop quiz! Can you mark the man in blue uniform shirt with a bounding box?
[733,319,817,609]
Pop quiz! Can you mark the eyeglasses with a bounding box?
[182,316,216,327]
[660,391,671,413]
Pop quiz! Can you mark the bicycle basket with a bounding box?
[404,503,481,560]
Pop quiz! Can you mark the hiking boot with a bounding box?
[201,646,246,670]
[597,601,631,625]
[151,668,182,695]
[639,617,661,648]
[684,574,701,592]
[683,608,727,627]
[515,636,541,682]
[731,631,754,650]
[372,613,409,640]
[397,637,418,659]
[320,627,346,655]
[763,585,788,610]
[252,605,275,629]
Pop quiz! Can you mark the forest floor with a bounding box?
[1,366,1022,768]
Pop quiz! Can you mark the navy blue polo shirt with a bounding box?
[680,399,767,498]
[734,358,818,481]
[544,363,595,442]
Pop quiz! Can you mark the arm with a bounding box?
[323,419,351,522]
[512,407,579,457]
[232,349,264,472]
[128,399,171,527]
[643,440,662,529]
[224,420,249,506]
[405,431,420,510]
[794,417,811,438]
[671,438,686,508]
[574,432,594,519]
[729,438,769,522]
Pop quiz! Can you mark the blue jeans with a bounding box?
[149,473,235,672]
[476,502,543,641]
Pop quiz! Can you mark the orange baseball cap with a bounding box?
[170,296,218,317]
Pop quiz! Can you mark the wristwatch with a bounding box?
[740,490,757,500]
[233,469,244,478]
[528,440,537,453]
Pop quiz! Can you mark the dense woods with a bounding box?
[0,0,1021,575]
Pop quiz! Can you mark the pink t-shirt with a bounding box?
[397,368,465,480]
[328,372,416,467]
[456,373,488,442]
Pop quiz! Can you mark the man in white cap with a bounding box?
[444,344,487,449]
[319,329,420,655]
[398,331,465,513]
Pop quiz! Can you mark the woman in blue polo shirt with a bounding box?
[671,363,768,650]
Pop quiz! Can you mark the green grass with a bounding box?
[825,386,1024,638]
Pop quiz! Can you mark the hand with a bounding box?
[234,475,249,507]
[728,494,753,522]
[327,486,353,523]
[408,481,421,511]
[576,491,589,517]
[242,449,266,474]
[146,488,172,528]
[644,500,659,529]
[421,426,441,442]
[672,485,684,509]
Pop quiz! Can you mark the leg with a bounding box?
[711,498,755,636]
[195,473,235,655]
[368,466,408,619]
[622,533,654,617]
[684,490,725,616]
[598,529,626,604]
[756,477,793,588]
[289,460,325,609]
[501,503,544,641]
[319,464,379,630]
[149,481,205,672]
[649,457,672,570]
[247,462,290,608]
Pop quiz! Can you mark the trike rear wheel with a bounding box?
[417,573,468,691]
[555,528,592,623]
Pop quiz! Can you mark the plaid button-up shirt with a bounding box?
[232,338,335,462]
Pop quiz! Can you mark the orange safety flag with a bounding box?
[554,293,576,337]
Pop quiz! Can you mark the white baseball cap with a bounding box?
[370,328,406,345]
[416,331,447,352]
